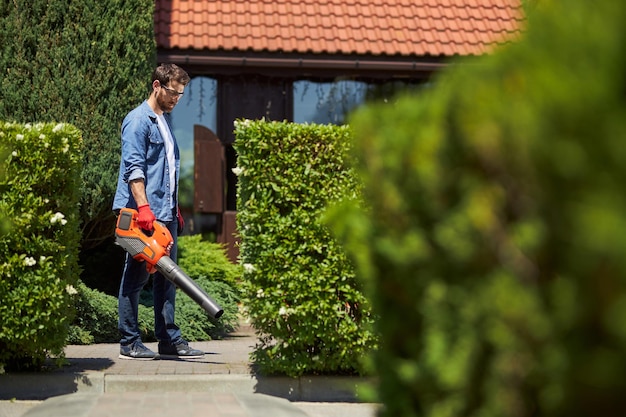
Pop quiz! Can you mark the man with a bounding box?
[113,63,203,360]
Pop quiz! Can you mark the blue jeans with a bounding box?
[118,218,182,346]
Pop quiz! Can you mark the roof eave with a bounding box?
[157,49,451,79]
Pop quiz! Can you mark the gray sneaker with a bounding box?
[158,340,204,359]
[119,341,157,360]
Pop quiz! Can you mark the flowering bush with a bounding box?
[0,121,82,372]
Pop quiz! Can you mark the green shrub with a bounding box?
[0,122,82,371]
[175,277,240,341]
[68,235,241,344]
[0,151,8,236]
[332,1,626,416]
[176,235,242,339]
[67,280,154,344]
[178,234,241,288]
[234,120,377,377]
[79,237,126,296]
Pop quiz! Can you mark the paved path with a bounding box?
[0,322,381,417]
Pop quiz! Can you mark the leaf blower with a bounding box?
[115,207,224,319]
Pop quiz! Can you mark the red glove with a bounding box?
[137,204,156,231]
[177,205,185,235]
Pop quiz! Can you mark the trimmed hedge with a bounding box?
[330,1,626,416]
[0,122,82,372]
[234,120,377,377]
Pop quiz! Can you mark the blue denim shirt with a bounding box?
[112,100,180,221]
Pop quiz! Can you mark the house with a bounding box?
[154,0,523,260]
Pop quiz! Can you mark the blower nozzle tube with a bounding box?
[156,256,224,319]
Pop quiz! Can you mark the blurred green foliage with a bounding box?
[331,1,626,416]
[0,122,82,372]
[234,120,377,377]
[0,0,156,249]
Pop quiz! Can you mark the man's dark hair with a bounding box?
[152,63,190,87]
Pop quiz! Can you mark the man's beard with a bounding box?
[157,96,175,113]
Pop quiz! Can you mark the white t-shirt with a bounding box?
[156,114,176,209]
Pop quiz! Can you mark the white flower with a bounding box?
[53,123,64,133]
[235,119,252,128]
[278,306,295,316]
[39,134,46,139]
[11,151,17,157]
[65,285,78,295]
[50,212,67,225]
[243,263,255,273]
[256,288,265,298]
[232,167,244,176]
[16,134,24,141]
[24,257,36,267]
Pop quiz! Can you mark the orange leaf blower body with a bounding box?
[115,207,224,319]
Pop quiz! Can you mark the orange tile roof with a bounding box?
[155,0,523,57]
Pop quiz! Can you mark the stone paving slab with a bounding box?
[19,392,310,417]
[62,339,254,375]
[0,398,382,417]
[0,323,381,417]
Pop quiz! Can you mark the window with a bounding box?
[170,76,218,207]
[293,79,426,125]
[293,80,369,125]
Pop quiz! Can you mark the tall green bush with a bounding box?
[0,0,155,249]
[0,122,82,372]
[234,120,376,377]
[331,1,626,416]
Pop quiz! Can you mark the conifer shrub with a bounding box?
[0,122,82,372]
[0,0,156,249]
[234,120,377,377]
[331,1,626,416]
